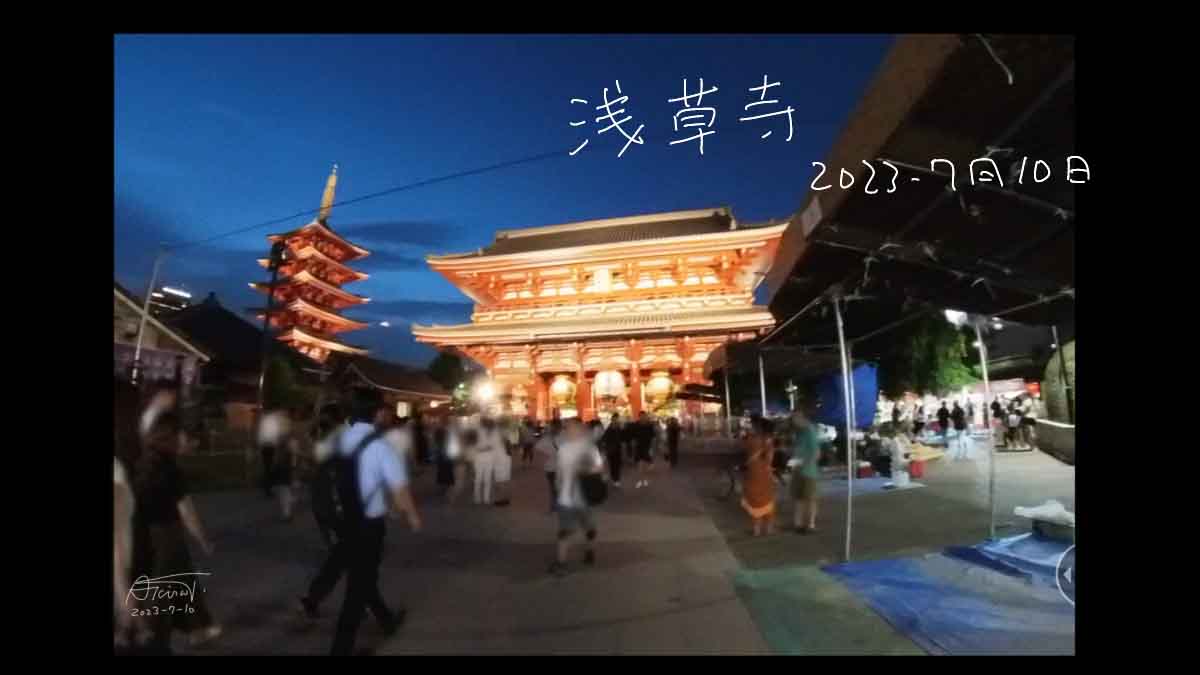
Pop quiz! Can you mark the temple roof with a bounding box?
[429,207,785,262]
[249,270,370,306]
[345,356,450,399]
[113,283,211,362]
[257,244,369,282]
[166,292,321,372]
[249,297,370,330]
[413,305,774,345]
[276,326,368,356]
[267,221,371,261]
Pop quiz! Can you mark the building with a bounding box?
[114,282,210,390]
[148,285,194,317]
[413,207,787,421]
[250,165,371,363]
[167,292,324,430]
[339,356,451,417]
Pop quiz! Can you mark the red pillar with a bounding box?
[629,367,642,418]
[576,369,593,422]
[534,375,549,422]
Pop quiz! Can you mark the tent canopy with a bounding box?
[764,34,1075,350]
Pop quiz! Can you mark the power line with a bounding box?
[164,148,569,252]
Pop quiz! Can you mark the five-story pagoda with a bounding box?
[250,166,371,363]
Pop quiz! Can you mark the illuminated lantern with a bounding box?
[593,370,626,398]
[644,371,674,403]
[550,375,575,406]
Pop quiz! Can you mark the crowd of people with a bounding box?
[882,393,1043,453]
[114,386,693,655]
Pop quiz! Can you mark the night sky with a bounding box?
[115,34,893,366]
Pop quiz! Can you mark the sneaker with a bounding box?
[298,596,318,620]
[583,550,595,566]
[613,481,622,488]
[189,624,223,647]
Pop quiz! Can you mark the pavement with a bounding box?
[168,437,1074,655]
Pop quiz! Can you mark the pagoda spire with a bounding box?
[318,163,338,225]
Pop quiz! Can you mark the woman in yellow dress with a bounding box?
[741,417,777,536]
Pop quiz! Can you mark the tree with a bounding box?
[877,314,977,399]
[428,351,467,392]
[263,354,313,410]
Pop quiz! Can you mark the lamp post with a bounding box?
[256,241,288,417]
[130,246,169,387]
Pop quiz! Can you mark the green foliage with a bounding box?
[429,351,467,392]
[263,355,312,410]
[877,314,977,398]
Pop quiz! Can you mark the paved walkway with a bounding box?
[176,452,769,655]
[168,439,1073,655]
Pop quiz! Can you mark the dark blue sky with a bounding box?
[115,34,893,366]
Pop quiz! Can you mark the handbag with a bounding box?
[580,472,608,506]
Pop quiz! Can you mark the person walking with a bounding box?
[633,412,655,488]
[131,391,222,652]
[434,418,455,496]
[258,408,290,499]
[303,389,422,656]
[741,416,777,537]
[548,418,605,576]
[535,419,563,512]
[666,416,681,469]
[519,417,536,465]
[936,401,951,443]
[600,413,624,487]
[951,401,968,460]
[912,404,926,437]
[787,411,822,534]
[473,417,502,505]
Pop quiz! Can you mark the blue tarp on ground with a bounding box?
[812,363,878,430]
[823,543,1075,655]
[944,533,1069,587]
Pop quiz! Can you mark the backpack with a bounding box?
[313,427,385,530]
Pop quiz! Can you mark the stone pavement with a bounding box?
[169,439,1073,655]
[175,451,770,655]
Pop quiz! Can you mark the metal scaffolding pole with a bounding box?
[758,351,768,417]
[833,296,855,561]
[724,370,733,437]
[974,320,996,539]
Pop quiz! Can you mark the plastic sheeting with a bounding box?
[812,363,878,430]
[824,548,1074,655]
[945,533,1070,587]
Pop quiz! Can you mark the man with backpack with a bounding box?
[298,388,422,656]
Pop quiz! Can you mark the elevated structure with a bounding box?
[414,207,786,421]
[250,166,371,362]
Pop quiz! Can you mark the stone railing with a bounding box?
[1036,419,1075,465]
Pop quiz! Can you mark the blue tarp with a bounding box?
[812,363,878,430]
[945,533,1069,588]
[823,544,1075,655]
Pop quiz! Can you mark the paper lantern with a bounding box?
[550,375,576,406]
[593,370,626,398]
[645,371,674,402]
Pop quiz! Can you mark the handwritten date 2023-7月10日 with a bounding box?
[810,156,1091,195]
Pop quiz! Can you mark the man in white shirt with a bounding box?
[535,420,563,513]
[304,390,421,656]
[549,419,605,576]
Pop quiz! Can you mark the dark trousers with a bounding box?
[606,448,623,483]
[546,471,557,511]
[667,438,680,467]
[138,523,216,651]
[260,446,276,496]
[331,519,393,656]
